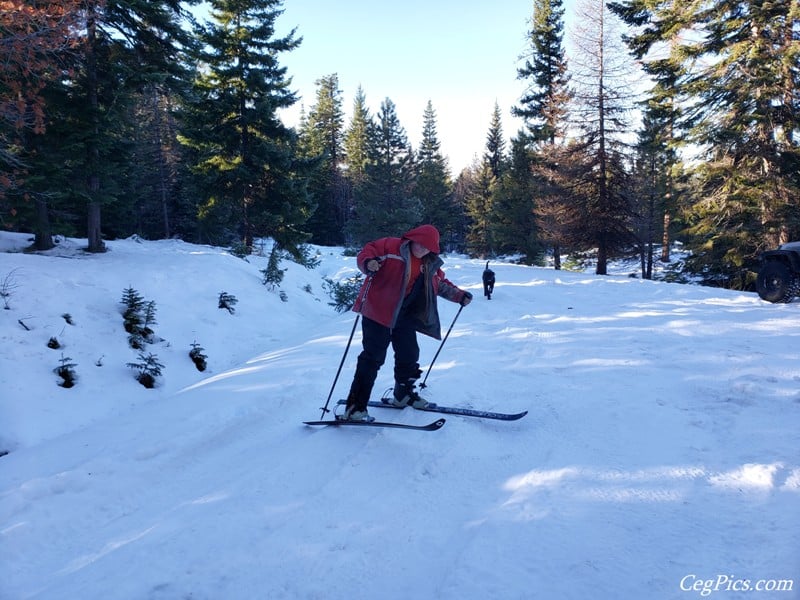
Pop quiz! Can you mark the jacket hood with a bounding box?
[403,224,440,254]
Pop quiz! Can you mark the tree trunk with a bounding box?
[33,198,54,250]
[596,237,608,275]
[660,211,671,262]
[553,244,562,270]
[85,4,105,253]
[87,200,105,252]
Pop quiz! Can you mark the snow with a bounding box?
[1,231,798,600]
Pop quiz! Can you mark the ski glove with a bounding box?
[460,291,473,306]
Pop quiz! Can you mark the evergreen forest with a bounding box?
[2,0,798,288]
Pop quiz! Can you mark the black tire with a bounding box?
[756,261,797,303]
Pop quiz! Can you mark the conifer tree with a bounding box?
[301,74,347,245]
[681,0,800,282]
[180,0,313,254]
[630,106,675,279]
[463,106,507,257]
[492,133,542,263]
[464,160,497,257]
[512,0,572,266]
[415,101,454,240]
[342,87,373,245]
[611,0,800,285]
[533,139,586,270]
[484,103,506,179]
[347,98,420,244]
[609,0,687,264]
[9,1,196,252]
[569,0,636,274]
[343,87,373,187]
[514,0,572,145]
[0,1,84,249]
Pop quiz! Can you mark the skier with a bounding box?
[340,224,472,422]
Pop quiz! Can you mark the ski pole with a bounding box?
[419,304,464,389]
[319,314,359,419]
[318,272,375,418]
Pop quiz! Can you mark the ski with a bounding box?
[336,399,528,421]
[304,417,446,431]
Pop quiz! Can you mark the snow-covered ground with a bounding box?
[0,232,797,600]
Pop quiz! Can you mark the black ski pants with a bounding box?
[347,316,420,411]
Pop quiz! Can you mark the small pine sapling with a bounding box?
[261,245,286,290]
[142,300,157,341]
[189,341,208,371]
[121,288,159,347]
[47,336,61,349]
[126,352,165,389]
[218,291,238,314]
[54,354,78,388]
[323,274,364,313]
[228,242,250,259]
[121,287,145,334]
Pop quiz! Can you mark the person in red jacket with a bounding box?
[339,224,473,422]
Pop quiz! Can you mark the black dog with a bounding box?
[482,261,495,300]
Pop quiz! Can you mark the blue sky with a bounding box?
[275,0,536,173]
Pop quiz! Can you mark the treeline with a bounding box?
[1,0,798,288]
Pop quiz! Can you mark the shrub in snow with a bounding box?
[1,268,21,310]
[54,354,77,388]
[293,245,322,269]
[121,287,145,333]
[189,341,207,372]
[126,352,164,389]
[323,274,363,313]
[47,336,60,349]
[228,242,250,259]
[261,246,286,290]
[218,291,238,314]
[121,287,158,348]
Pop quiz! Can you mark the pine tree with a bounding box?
[492,133,542,263]
[301,74,347,245]
[0,1,85,250]
[509,0,573,265]
[630,106,673,279]
[465,104,506,258]
[532,143,582,270]
[415,101,454,240]
[342,86,375,244]
[514,0,572,146]
[611,0,800,286]
[464,160,497,257]
[343,87,373,188]
[347,98,420,244]
[681,0,800,284]
[11,1,196,252]
[179,0,313,255]
[484,103,506,179]
[569,0,636,274]
[82,1,195,252]
[609,0,688,264]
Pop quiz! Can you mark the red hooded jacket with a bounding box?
[352,225,468,340]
